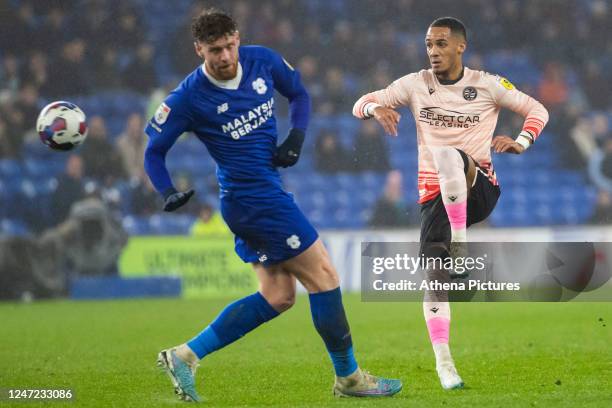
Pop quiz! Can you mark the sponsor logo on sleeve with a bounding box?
[154,102,171,125]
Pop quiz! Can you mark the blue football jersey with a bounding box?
[144,46,309,197]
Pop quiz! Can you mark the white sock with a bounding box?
[433,343,454,367]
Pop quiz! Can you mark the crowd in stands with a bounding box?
[1,0,612,232]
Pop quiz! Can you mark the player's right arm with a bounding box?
[144,88,195,212]
[352,74,415,136]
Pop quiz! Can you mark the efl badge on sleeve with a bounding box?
[154,102,171,125]
[499,77,515,90]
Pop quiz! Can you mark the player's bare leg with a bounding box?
[159,265,296,402]
[423,267,464,390]
[282,239,402,397]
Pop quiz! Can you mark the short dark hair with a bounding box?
[191,9,237,43]
[430,17,467,41]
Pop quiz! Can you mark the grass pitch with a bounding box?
[1,295,611,407]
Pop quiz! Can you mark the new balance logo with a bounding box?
[448,195,457,202]
[217,103,229,114]
[430,307,439,313]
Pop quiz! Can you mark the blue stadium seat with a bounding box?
[122,215,152,236]
[0,219,30,237]
[0,159,22,178]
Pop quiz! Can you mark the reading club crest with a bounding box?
[463,87,477,101]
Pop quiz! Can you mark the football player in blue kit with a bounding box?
[144,9,402,402]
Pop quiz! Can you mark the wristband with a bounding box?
[515,131,533,150]
[364,102,382,118]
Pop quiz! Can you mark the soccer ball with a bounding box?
[37,101,88,151]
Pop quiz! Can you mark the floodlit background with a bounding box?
[0,0,611,296]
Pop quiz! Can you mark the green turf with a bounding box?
[1,296,611,407]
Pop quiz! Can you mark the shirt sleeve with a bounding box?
[488,74,549,141]
[144,88,194,196]
[267,48,310,131]
[352,73,416,119]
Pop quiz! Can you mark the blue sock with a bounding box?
[187,292,279,359]
[309,287,358,377]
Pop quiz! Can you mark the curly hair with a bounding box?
[191,9,237,43]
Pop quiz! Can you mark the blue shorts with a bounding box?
[220,190,319,265]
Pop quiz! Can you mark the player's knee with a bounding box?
[431,146,464,175]
[267,292,296,313]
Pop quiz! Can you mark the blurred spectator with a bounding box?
[190,203,231,236]
[0,118,14,158]
[573,113,610,162]
[33,6,68,54]
[21,52,51,97]
[116,113,147,180]
[353,120,391,172]
[0,3,34,56]
[577,115,612,195]
[369,170,415,228]
[170,4,203,75]
[122,44,157,93]
[0,109,23,158]
[130,175,160,216]
[51,155,86,225]
[314,130,350,173]
[47,39,90,97]
[297,55,322,95]
[0,84,40,153]
[0,54,21,97]
[80,116,127,183]
[537,62,569,110]
[111,5,145,51]
[581,62,611,111]
[14,84,40,137]
[589,190,612,224]
[75,0,113,46]
[318,67,349,115]
[92,47,122,90]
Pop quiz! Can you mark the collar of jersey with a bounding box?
[437,66,465,85]
[201,62,243,90]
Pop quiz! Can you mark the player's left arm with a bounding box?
[267,49,310,167]
[489,75,549,154]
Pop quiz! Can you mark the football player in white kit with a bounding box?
[353,17,549,389]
